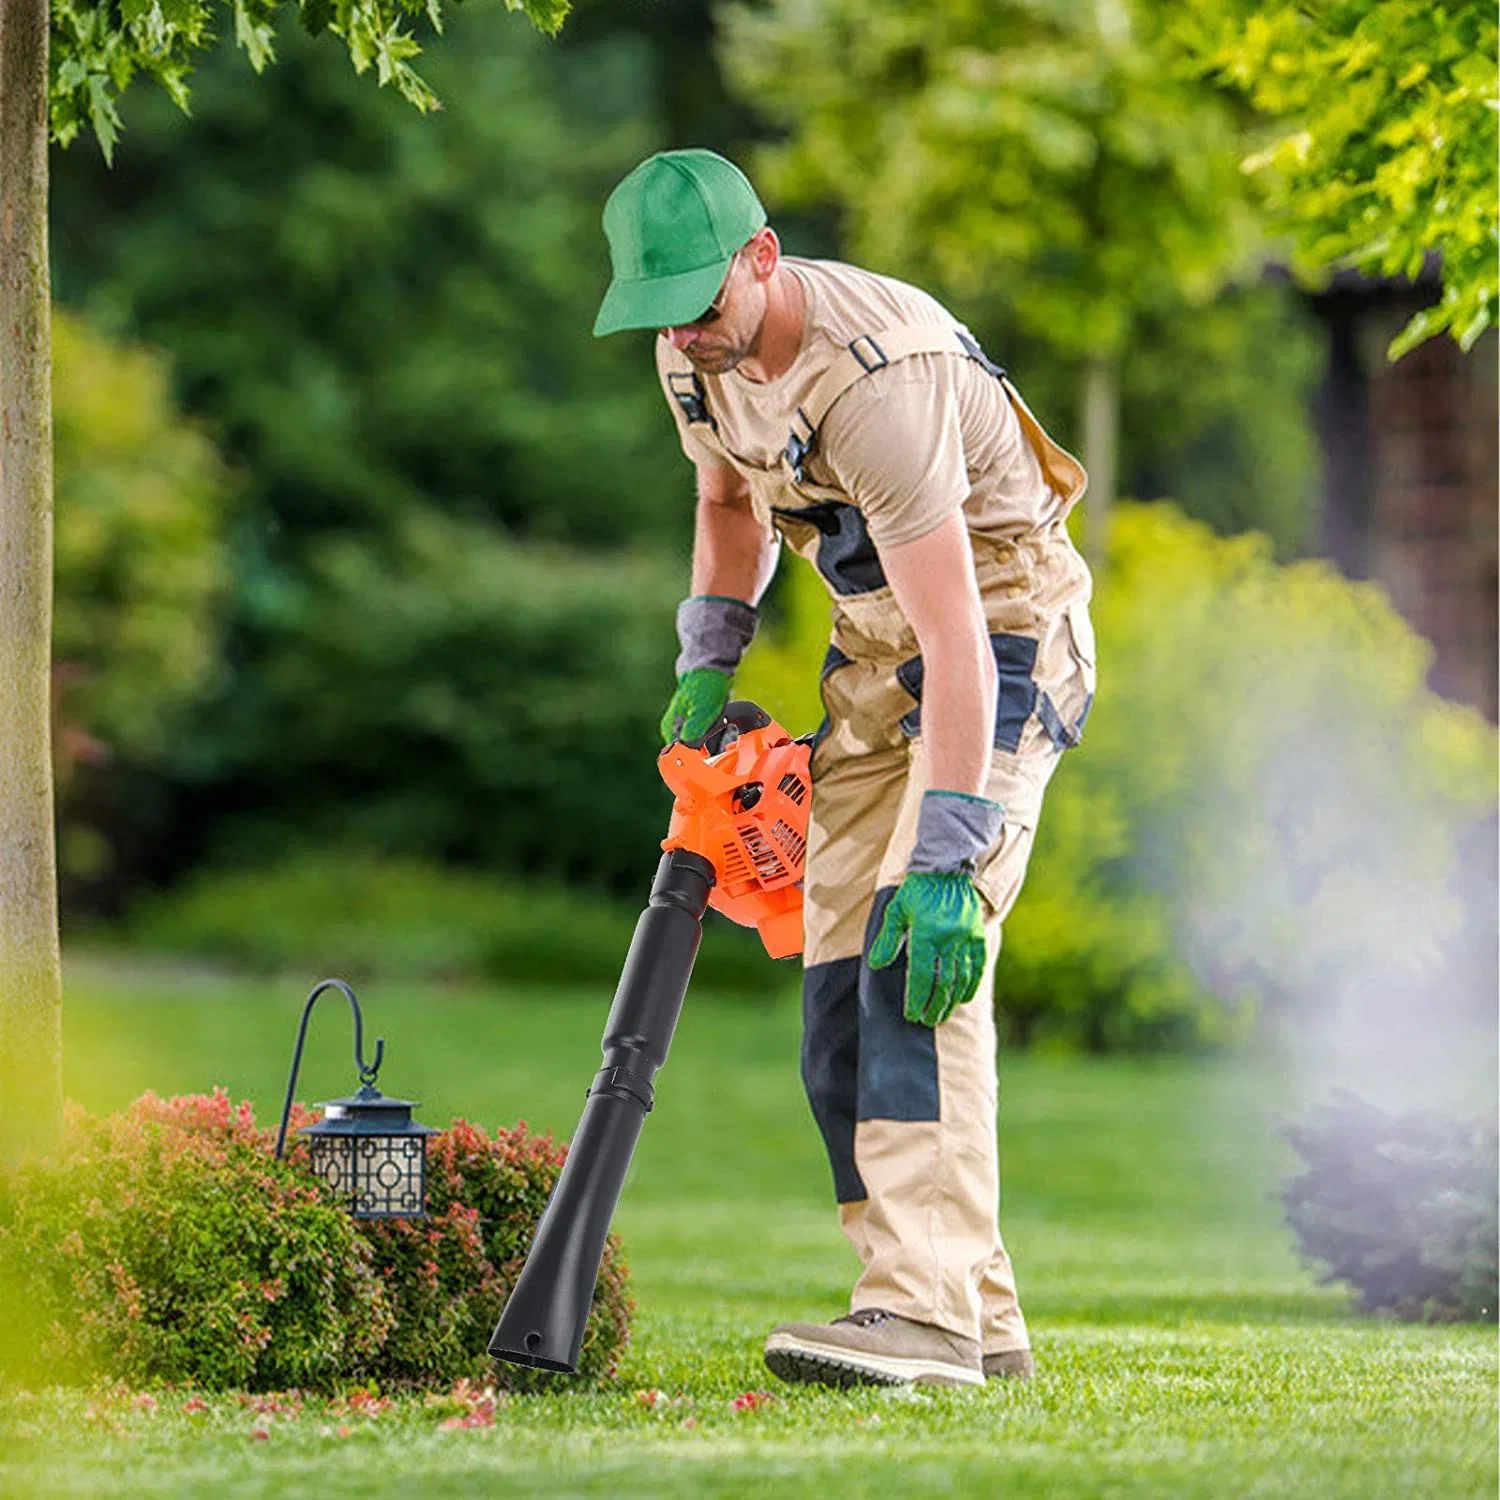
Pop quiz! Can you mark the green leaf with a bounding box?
[233,0,277,70]
[507,0,569,38]
[1386,304,1441,362]
[86,72,122,165]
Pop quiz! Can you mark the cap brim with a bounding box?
[593,256,733,337]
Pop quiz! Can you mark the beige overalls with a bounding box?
[658,260,1095,1354]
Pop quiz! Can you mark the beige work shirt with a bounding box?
[655,256,1069,550]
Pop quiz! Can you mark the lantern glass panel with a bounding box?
[308,1135,355,1202]
[353,1134,427,1218]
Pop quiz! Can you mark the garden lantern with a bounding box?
[274,978,438,1218]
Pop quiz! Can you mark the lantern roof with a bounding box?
[299,1082,440,1138]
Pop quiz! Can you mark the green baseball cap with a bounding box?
[593,149,767,337]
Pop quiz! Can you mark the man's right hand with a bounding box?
[660,666,732,747]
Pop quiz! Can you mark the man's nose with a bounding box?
[665,324,698,352]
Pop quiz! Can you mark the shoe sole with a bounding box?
[764,1333,985,1389]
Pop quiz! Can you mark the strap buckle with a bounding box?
[784,406,816,483]
[668,371,715,428]
[848,334,888,373]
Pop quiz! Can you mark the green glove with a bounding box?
[868,871,988,1027]
[660,666,732,747]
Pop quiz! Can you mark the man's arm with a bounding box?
[689,461,781,605]
[878,509,996,794]
[866,508,999,1027]
[659,461,779,747]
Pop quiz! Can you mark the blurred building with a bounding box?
[1311,271,1498,723]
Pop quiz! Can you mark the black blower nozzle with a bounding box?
[488,847,715,1373]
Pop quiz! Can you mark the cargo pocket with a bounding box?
[974,819,1037,926]
[1034,601,1095,751]
[1066,599,1097,699]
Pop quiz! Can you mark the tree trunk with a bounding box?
[0,0,63,1161]
[1080,351,1119,566]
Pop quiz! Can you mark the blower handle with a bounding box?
[699,700,774,757]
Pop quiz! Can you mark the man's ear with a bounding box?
[746,227,781,282]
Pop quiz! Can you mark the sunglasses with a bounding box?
[665,250,741,333]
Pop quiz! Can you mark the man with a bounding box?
[594,149,1096,1389]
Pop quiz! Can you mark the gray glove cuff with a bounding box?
[908,790,1005,876]
[674,594,758,676]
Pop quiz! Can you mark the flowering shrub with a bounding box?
[0,1090,392,1391]
[0,1092,632,1392]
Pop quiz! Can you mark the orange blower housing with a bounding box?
[658,703,812,960]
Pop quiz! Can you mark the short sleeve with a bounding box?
[655,338,731,470]
[816,354,970,549]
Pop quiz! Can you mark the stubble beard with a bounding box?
[684,339,749,376]
[683,310,765,377]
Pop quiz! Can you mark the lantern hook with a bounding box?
[274,978,386,1159]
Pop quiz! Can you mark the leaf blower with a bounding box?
[487,702,812,1373]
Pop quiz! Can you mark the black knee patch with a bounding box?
[802,957,866,1202]
[857,887,940,1123]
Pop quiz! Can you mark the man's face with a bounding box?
[661,248,764,375]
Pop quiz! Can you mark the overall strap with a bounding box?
[782,325,1088,510]
[784,326,981,481]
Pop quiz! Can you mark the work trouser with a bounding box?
[799,595,1094,1353]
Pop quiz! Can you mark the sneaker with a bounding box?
[763,1308,985,1388]
[982,1348,1035,1380]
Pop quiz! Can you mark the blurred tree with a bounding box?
[1117,284,1320,554]
[50,8,685,893]
[0,0,563,1160]
[720,0,1263,557]
[52,310,231,886]
[52,12,673,551]
[179,510,685,889]
[1179,0,1498,359]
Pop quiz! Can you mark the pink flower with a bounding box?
[132,1394,158,1414]
[183,1398,210,1416]
[440,1406,495,1430]
[634,1388,664,1409]
[731,1390,773,1413]
[250,1427,270,1441]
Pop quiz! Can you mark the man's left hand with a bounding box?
[868,870,988,1027]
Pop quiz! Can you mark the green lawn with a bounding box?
[1,957,1495,1499]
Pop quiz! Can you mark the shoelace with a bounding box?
[835,1308,895,1329]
